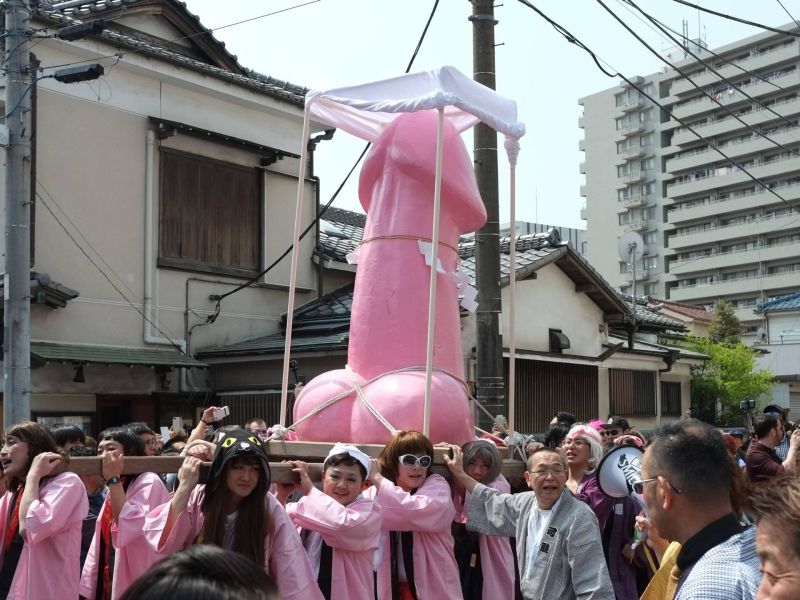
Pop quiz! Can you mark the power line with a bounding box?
[670,0,800,38]
[37,192,186,354]
[595,0,798,158]
[776,0,800,29]
[628,5,788,93]
[622,0,800,136]
[515,0,795,213]
[209,0,441,313]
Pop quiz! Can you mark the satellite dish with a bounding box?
[617,231,645,264]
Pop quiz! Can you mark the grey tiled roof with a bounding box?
[293,284,353,322]
[198,331,348,358]
[35,0,307,107]
[756,291,800,313]
[317,207,365,262]
[619,294,686,332]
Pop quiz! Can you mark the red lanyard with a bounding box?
[4,487,23,555]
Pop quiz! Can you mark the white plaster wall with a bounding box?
[500,265,606,356]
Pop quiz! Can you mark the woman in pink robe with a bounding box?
[144,429,321,600]
[80,427,170,599]
[283,443,381,600]
[452,440,516,599]
[0,421,88,600]
[365,430,462,600]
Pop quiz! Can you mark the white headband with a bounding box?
[324,442,371,476]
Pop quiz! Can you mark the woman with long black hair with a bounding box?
[0,421,88,599]
[145,429,321,600]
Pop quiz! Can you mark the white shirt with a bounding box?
[523,494,564,581]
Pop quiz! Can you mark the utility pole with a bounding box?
[3,0,32,427]
[471,0,504,431]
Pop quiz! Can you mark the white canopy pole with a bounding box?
[279,110,312,426]
[507,163,517,434]
[423,108,446,437]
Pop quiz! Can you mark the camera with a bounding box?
[212,406,230,422]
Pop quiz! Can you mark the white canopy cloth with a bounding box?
[279,65,526,436]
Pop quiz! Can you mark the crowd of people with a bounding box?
[0,404,796,599]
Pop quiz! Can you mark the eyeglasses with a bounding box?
[600,429,621,437]
[632,476,683,495]
[562,438,588,448]
[530,466,566,477]
[399,454,432,469]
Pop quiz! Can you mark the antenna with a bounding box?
[618,231,645,324]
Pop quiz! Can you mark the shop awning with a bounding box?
[29,342,206,368]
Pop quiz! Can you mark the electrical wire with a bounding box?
[595,0,798,158]
[776,0,800,29]
[518,0,797,213]
[670,0,800,38]
[36,192,187,354]
[622,0,800,136]
[3,75,52,119]
[623,3,788,93]
[210,0,441,312]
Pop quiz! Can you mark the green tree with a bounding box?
[709,299,741,345]
[683,335,773,425]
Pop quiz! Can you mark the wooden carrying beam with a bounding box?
[65,455,526,484]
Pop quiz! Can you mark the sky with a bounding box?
[181,0,796,230]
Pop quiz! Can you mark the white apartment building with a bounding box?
[580,24,800,332]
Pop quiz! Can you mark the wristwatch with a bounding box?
[105,476,122,486]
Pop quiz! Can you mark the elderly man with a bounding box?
[639,419,760,599]
[750,476,800,600]
[446,446,614,600]
[746,413,800,484]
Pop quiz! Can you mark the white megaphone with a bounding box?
[596,444,648,515]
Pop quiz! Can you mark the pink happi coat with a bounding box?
[454,475,516,599]
[79,472,170,599]
[365,473,462,600]
[286,488,381,600]
[144,484,322,600]
[0,472,88,600]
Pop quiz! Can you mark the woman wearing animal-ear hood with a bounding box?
[144,429,322,600]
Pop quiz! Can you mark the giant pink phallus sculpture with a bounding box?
[293,110,486,445]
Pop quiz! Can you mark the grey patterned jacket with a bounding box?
[467,484,615,600]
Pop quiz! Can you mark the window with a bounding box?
[643,232,657,244]
[643,257,658,269]
[159,149,262,277]
[642,207,656,220]
[640,157,655,171]
[644,283,658,295]
[640,133,654,147]
[616,117,627,130]
[610,369,656,416]
[661,382,681,416]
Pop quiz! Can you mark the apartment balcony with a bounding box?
[622,221,647,232]
[666,183,800,225]
[666,128,800,175]
[579,115,585,129]
[616,194,655,214]
[624,268,652,282]
[666,155,800,199]
[580,161,586,174]
[670,41,800,96]
[615,121,644,138]
[670,70,800,122]
[669,270,800,302]
[668,212,800,250]
[622,170,644,184]
[579,138,585,151]
[620,95,644,112]
[622,145,645,160]
[580,184,586,197]
[670,242,800,276]
[670,96,800,146]
[580,205,587,220]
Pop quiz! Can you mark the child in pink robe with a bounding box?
[80,427,170,600]
[283,443,381,600]
[452,440,516,599]
[365,431,462,600]
[144,429,321,600]
[0,421,88,600]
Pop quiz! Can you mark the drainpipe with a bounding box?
[307,129,334,300]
